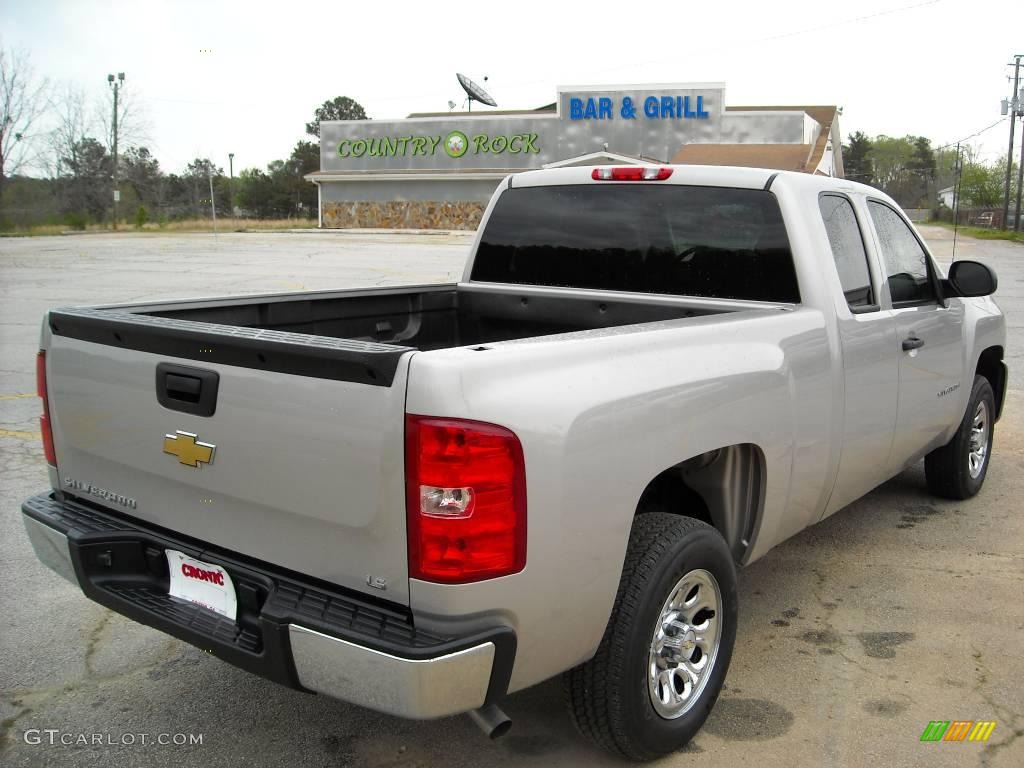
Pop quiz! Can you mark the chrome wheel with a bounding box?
[968,400,990,479]
[648,568,722,720]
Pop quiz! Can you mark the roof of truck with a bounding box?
[509,164,870,197]
[509,164,776,190]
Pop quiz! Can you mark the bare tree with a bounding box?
[0,43,49,199]
[96,81,151,158]
[47,84,92,172]
[46,84,94,214]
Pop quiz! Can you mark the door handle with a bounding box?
[902,336,925,351]
[156,363,219,417]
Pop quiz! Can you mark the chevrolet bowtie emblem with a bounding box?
[163,430,216,468]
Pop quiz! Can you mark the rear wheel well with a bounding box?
[976,346,1005,420]
[636,444,764,564]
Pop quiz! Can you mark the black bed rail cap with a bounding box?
[48,307,411,387]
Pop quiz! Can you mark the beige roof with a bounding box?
[674,105,840,174]
[671,143,813,172]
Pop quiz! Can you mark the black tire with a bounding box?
[564,513,737,761]
[925,375,995,500]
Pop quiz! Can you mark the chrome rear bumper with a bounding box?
[289,625,495,718]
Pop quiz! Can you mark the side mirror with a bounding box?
[944,260,998,297]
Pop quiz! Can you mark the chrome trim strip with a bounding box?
[288,624,494,719]
[22,514,77,585]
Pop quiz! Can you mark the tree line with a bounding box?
[842,131,1016,211]
[3,40,1016,230]
[0,41,368,230]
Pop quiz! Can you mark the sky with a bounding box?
[2,0,1022,175]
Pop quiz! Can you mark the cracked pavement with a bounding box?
[1,227,1021,767]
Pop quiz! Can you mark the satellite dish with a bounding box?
[456,73,497,111]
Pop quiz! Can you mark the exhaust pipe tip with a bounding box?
[468,703,512,739]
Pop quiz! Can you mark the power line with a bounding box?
[935,118,1007,151]
[750,0,942,45]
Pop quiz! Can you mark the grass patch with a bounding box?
[0,218,317,236]
[925,221,1024,243]
[151,218,316,233]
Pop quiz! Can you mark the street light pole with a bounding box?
[228,153,235,214]
[1002,56,1021,230]
[107,72,124,228]
[207,161,218,243]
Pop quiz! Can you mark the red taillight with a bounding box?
[405,415,526,583]
[36,351,56,466]
[591,166,673,181]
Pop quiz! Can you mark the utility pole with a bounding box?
[952,143,963,260]
[228,152,235,214]
[1016,85,1024,232]
[107,72,125,228]
[1002,56,1021,230]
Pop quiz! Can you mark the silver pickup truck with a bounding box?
[22,165,1006,759]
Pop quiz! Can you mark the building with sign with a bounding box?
[305,83,843,230]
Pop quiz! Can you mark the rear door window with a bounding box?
[819,194,875,310]
[472,184,800,303]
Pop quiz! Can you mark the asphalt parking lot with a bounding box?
[1,226,1022,767]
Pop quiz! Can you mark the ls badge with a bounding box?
[163,430,216,468]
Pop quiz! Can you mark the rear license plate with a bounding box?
[166,549,237,620]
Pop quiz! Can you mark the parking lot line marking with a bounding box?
[0,428,42,439]
[0,393,35,400]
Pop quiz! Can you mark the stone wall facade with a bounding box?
[322,201,486,230]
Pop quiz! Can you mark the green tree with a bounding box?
[908,136,935,177]
[866,135,935,207]
[290,139,319,174]
[235,167,276,218]
[61,137,111,221]
[234,142,320,220]
[122,146,160,208]
[305,96,368,137]
[285,140,319,215]
[842,131,873,186]
[868,135,914,196]
[183,158,223,217]
[156,173,191,219]
[959,162,1005,207]
[906,136,936,205]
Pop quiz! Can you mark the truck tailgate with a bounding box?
[44,326,413,605]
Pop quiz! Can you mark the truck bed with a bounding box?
[39,282,764,605]
[139,284,726,351]
[47,283,754,387]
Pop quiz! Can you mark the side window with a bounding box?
[867,201,937,305]
[819,194,874,309]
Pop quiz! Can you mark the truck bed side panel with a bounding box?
[405,307,832,691]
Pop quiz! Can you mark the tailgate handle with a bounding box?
[156,363,219,417]
[166,374,201,401]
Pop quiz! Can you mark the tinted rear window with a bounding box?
[472,184,799,303]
